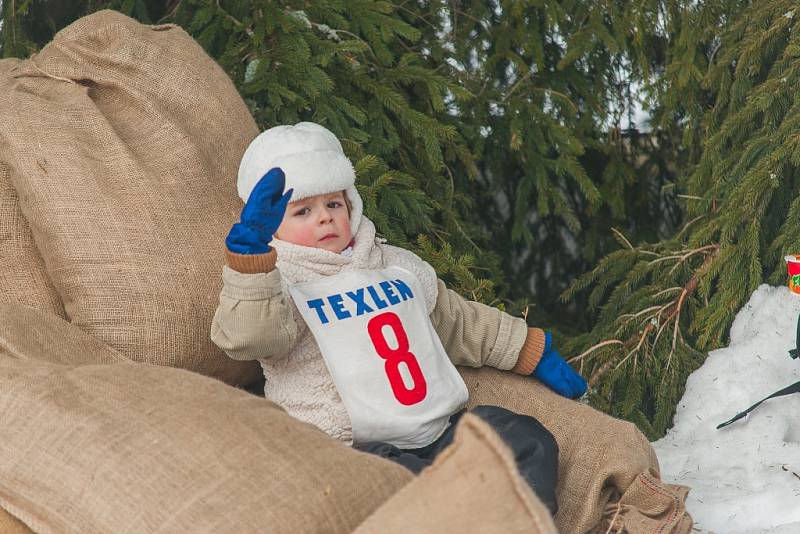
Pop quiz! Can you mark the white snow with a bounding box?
[653,284,800,534]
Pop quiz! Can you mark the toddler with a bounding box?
[211,122,587,514]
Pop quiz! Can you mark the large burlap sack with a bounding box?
[459,367,693,534]
[0,59,65,319]
[0,314,413,533]
[0,10,260,385]
[355,413,558,534]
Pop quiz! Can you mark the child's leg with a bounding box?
[470,405,559,515]
[354,441,432,474]
[354,411,466,473]
[355,407,558,514]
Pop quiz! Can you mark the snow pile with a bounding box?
[653,284,800,533]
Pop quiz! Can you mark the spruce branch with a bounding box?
[214,0,250,35]
[568,339,624,364]
[579,243,719,386]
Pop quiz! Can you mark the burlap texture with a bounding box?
[0,507,31,534]
[0,59,65,319]
[0,302,127,365]
[600,472,693,534]
[354,413,558,534]
[0,10,260,385]
[459,367,693,534]
[0,163,64,318]
[0,357,413,533]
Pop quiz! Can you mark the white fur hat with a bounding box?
[237,122,363,234]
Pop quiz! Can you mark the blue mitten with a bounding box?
[226,167,293,254]
[533,332,588,399]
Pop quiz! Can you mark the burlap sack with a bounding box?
[0,358,413,533]
[354,413,558,534]
[459,367,693,534]
[0,304,689,533]
[0,10,260,385]
[0,59,65,318]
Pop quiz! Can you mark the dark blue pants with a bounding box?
[355,405,559,515]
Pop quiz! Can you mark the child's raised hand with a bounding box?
[226,167,294,254]
[532,332,588,399]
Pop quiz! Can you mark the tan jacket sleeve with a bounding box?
[210,249,300,361]
[429,279,547,374]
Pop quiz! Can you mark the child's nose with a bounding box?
[318,207,333,223]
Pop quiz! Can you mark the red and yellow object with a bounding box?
[786,255,800,294]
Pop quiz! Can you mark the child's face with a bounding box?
[275,191,352,253]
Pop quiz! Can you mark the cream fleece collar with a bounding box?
[271,216,439,314]
[271,217,386,283]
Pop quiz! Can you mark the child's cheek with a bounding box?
[339,223,353,245]
[290,223,319,247]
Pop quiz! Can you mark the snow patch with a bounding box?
[653,284,800,533]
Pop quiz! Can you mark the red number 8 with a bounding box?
[367,312,427,405]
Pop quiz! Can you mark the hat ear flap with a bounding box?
[344,185,363,235]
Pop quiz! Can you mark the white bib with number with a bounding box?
[288,266,469,448]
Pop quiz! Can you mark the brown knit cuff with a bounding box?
[225,248,277,274]
[511,327,546,375]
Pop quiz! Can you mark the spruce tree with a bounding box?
[2,1,684,322]
[563,0,800,439]
[388,1,685,328]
